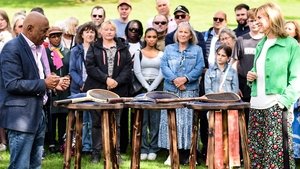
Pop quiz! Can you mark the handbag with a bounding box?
[129,50,144,96]
[130,73,143,96]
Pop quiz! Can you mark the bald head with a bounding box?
[156,0,170,16]
[213,11,227,33]
[23,12,49,45]
[214,11,227,21]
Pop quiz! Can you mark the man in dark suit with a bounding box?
[0,12,62,169]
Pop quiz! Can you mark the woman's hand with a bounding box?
[247,71,257,82]
[178,84,186,91]
[173,76,187,88]
[106,77,118,90]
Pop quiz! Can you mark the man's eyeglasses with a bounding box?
[92,14,103,18]
[213,17,225,22]
[175,14,186,20]
[153,21,167,25]
[128,28,139,33]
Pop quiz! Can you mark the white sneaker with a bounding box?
[140,153,148,160]
[164,155,171,166]
[0,143,6,152]
[147,153,157,160]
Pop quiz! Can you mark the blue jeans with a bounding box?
[7,111,46,169]
[82,111,92,152]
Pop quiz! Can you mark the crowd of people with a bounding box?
[0,0,300,168]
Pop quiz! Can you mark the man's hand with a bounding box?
[45,74,60,89]
[55,75,70,91]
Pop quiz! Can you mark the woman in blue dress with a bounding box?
[158,21,205,165]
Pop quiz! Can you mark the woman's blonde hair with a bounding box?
[256,3,288,38]
[12,14,25,36]
[100,20,117,31]
[173,22,198,45]
[64,17,79,36]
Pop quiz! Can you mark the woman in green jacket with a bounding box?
[247,3,300,168]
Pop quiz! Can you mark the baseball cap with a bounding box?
[173,5,189,15]
[47,26,63,36]
[118,0,132,8]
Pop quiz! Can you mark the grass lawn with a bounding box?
[0,148,208,168]
[0,0,300,168]
[1,0,300,31]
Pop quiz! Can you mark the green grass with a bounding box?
[1,0,300,31]
[0,149,208,169]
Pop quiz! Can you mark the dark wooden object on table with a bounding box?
[186,102,250,169]
[59,102,123,169]
[125,102,185,169]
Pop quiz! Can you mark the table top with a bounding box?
[186,101,250,110]
[125,101,185,109]
[57,102,124,110]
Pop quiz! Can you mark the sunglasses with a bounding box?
[213,17,224,22]
[153,21,167,25]
[175,14,186,19]
[92,14,103,18]
[128,28,139,33]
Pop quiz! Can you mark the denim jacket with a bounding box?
[249,36,300,108]
[69,44,85,94]
[204,63,239,94]
[161,43,204,92]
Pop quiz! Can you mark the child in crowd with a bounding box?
[205,44,238,94]
[204,44,240,168]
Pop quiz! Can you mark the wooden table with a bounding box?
[186,102,250,169]
[125,102,185,169]
[60,102,123,169]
